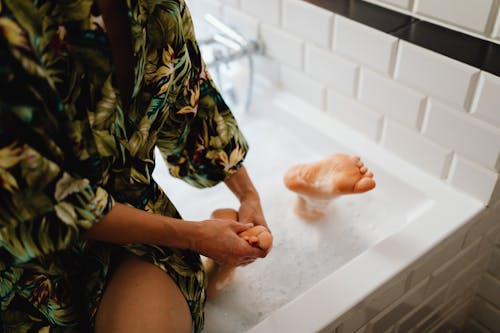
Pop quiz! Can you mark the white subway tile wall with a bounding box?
[188,0,222,17]
[489,247,500,277]
[382,120,452,179]
[465,206,500,332]
[280,64,326,109]
[219,0,239,6]
[470,71,500,128]
[333,15,398,75]
[240,0,281,26]
[471,298,500,332]
[327,89,383,141]
[424,238,481,295]
[359,68,425,129]
[448,155,499,204]
[477,274,500,309]
[365,0,411,10]
[222,6,260,40]
[187,0,223,39]
[372,280,434,332]
[394,41,479,111]
[422,99,500,172]
[305,44,358,97]
[282,0,333,48]
[407,229,467,289]
[462,210,498,248]
[362,0,500,42]
[186,0,500,331]
[397,285,448,332]
[260,24,304,69]
[417,0,494,34]
[462,319,493,333]
[336,273,411,332]
[444,256,487,304]
[493,6,500,41]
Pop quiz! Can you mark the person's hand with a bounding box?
[223,166,272,255]
[237,192,272,253]
[191,218,266,266]
[238,192,269,230]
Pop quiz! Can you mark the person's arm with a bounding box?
[148,4,271,250]
[83,202,266,266]
[153,3,249,189]
[89,1,266,264]
[224,166,269,232]
[0,28,263,269]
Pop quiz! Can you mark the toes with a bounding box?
[284,166,310,193]
[360,166,367,174]
[354,177,376,193]
[365,171,373,178]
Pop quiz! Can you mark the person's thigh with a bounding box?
[95,253,192,333]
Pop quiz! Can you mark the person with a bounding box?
[0,0,270,332]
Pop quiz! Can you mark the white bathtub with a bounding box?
[153,77,483,333]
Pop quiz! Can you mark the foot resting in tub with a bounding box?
[283,154,376,221]
[204,208,273,300]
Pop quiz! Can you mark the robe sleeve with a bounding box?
[155,3,249,188]
[0,30,114,265]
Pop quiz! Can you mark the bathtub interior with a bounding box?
[152,80,432,332]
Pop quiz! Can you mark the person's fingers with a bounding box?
[241,209,269,230]
[249,236,259,244]
[230,221,253,233]
[237,214,251,225]
[245,244,267,258]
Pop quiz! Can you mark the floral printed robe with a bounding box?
[0,0,248,331]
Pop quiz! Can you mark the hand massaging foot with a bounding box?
[204,208,272,300]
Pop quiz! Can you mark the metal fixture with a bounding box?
[198,14,264,113]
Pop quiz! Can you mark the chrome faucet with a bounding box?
[198,14,264,113]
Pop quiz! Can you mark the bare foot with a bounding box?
[203,209,273,300]
[283,154,375,220]
[239,225,273,251]
[210,208,273,250]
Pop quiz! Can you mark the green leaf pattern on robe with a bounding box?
[0,0,248,331]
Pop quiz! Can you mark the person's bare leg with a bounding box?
[284,154,376,221]
[95,254,192,333]
[239,225,273,250]
[203,255,237,300]
[292,196,332,221]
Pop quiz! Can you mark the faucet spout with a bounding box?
[199,14,264,113]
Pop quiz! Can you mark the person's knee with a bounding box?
[95,254,192,333]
